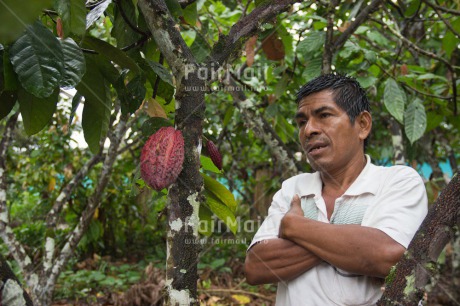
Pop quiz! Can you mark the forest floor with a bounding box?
[50,254,458,306]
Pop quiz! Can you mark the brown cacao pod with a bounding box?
[207,140,222,170]
[140,127,184,191]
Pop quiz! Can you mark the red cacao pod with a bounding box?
[140,127,184,191]
[207,140,222,170]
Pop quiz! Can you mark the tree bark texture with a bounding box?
[378,172,460,305]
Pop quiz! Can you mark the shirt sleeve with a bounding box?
[247,184,291,250]
[362,166,428,248]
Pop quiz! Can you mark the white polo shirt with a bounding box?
[249,156,428,306]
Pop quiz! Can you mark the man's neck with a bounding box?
[320,155,367,197]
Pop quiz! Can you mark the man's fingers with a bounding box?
[291,194,301,206]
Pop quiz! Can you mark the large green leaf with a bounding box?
[190,34,210,63]
[82,36,141,74]
[383,78,406,123]
[9,21,64,98]
[55,0,86,36]
[297,31,325,55]
[0,0,52,44]
[205,194,237,234]
[183,2,197,25]
[111,0,141,48]
[202,173,236,213]
[200,155,221,174]
[146,60,174,87]
[76,55,112,153]
[404,99,426,145]
[60,37,86,89]
[18,87,58,135]
[118,74,146,115]
[198,204,214,236]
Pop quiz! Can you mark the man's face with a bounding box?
[295,90,366,173]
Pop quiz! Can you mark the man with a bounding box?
[245,74,428,305]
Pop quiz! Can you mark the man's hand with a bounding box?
[279,194,303,238]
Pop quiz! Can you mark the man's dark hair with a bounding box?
[296,73,371,147]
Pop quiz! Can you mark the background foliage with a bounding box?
[0,0,459,304]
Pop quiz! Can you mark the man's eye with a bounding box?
[320,113,331,118]
[297,120,306,127]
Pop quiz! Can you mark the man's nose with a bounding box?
[303,119,320,138]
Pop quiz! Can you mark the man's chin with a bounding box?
[306,157,321,172]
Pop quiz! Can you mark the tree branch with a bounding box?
[41,116,129,299]
[223,73,301,177]
[322,0,339,74]
[138,0,196,81]
[114,0,150,36]
[209,0,301,66]
[423,0,460,39]
[377,17,451,67]
[333,0,384,51]
[0,113,35,277]
[427,0,460,15]
[45,153,104,228]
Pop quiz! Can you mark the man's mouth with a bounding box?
[305,142,328,155]
[309,145,326,153]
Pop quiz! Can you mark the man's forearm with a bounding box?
[244,238,322,285]
[280,214,405,278]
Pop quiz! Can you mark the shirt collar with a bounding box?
[299,155,378,198]
[342,154,378,196]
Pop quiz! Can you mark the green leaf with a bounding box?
[205,194,237,234]
[82,36,141,74]
[302,57,322,81]
[111,0,141,48]
[69,91,82,123]
[404,0,420,17]
[165,0,183,19]
[222,106,234,127]
[366,31,389,45]
[18,87,58,135]
[119,74,146,115]
[9,21,64,98]
[200,155,221,173]
[383,78,406,123]
[274,74,288,98]
[442,32,458,59]
[297,31,325,55]
[198,204,214,236]
[146,60,174,87]
[3,50,19,91]
[0,0,52,44]
[425,111,443,132]
[404,99,426,144]
[76,55,112,153]
[356,76,377,89]
[55,0,87,36]
[190,34,210,63]
[202,173,236,213]
[0,91,17,120]
[183,2,197,25]
[60,37,86,89]
[140,117,172,139]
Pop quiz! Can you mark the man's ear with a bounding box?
[357,111,372,141]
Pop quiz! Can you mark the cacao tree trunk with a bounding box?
[378,172,460,305]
